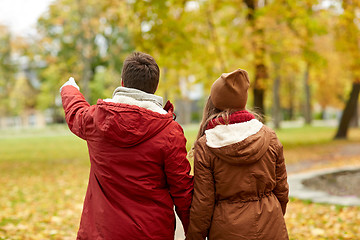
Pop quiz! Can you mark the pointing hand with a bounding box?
[60,77,80,92]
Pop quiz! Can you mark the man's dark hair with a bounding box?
[121,52,160,94]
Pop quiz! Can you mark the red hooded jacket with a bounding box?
[61,86,194,240]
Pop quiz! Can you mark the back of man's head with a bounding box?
[121,52,160,94]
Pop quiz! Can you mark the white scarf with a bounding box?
[103,87,167,114]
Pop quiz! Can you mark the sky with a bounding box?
[0,0,54,36]
[0,0,341,37]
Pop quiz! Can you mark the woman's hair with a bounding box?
[196,96,236,141]
[196,96,263,141]
[188,96,262,161]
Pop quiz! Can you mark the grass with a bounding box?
[276,125,360,149]
[0,125,89,239]
[2,124,359,163]
[0,135,87,163]
[1,124,360,239]
[276,126,336,148]
[184,124,360,151]
[183,124,199,150]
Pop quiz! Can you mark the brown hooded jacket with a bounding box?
[187,120,289,240]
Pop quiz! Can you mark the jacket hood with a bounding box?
[205,119,270,165]
[94,98,174,148]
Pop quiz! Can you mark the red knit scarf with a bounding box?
[206,110,255,130]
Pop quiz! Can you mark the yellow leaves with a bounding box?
[0,136,88,239]
[282,128,360,239]
[286,198,360,239]
[0,168,85,239]
[310,227,325,236]
[10,36,28,52]
[0,24,10,35]
[1,126,360,239]
[287,192,357,238]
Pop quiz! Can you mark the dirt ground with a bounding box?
[303,169,360,197]
[286,143,360,172]
[287,142,360,198]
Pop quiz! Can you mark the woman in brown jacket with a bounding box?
[186,69,289,240]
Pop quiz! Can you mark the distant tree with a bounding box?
[243,0,268,119]
[0,25,17,115]
[9,75,37,115]
[279,0,329,125]
[126,0,198,102]
[334,0,360,139]
[313,31,346,113]
[262,0,303,128]
[36,0,133,106]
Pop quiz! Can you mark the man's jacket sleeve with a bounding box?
[164,125,194,235]
[61,85,93,140]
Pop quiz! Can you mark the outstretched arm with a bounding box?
[60,78,93,140]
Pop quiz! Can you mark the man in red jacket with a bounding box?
[60,52,194,240]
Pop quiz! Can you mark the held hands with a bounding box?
[60,77,80,93]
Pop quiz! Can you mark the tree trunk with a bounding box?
[335,82,360,139]
[253,63,267,120]
[288,76,295,120]
[303,63,312,125]
[162,67,169,103]
[244,0,268,121]
[273,63,281,129]
[175,98,191,125]
[350,101,359,127]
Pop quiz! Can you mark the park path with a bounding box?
[174,142,360,240]
[286,143,360,174]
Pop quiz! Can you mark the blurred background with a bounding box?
[0,0,359,135]
[1,0,360,239]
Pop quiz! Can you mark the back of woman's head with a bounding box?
[210,69,250,111]
[196,69,262,141]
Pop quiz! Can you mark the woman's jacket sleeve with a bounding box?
[186,140,215,240]
[272,140,289,215]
